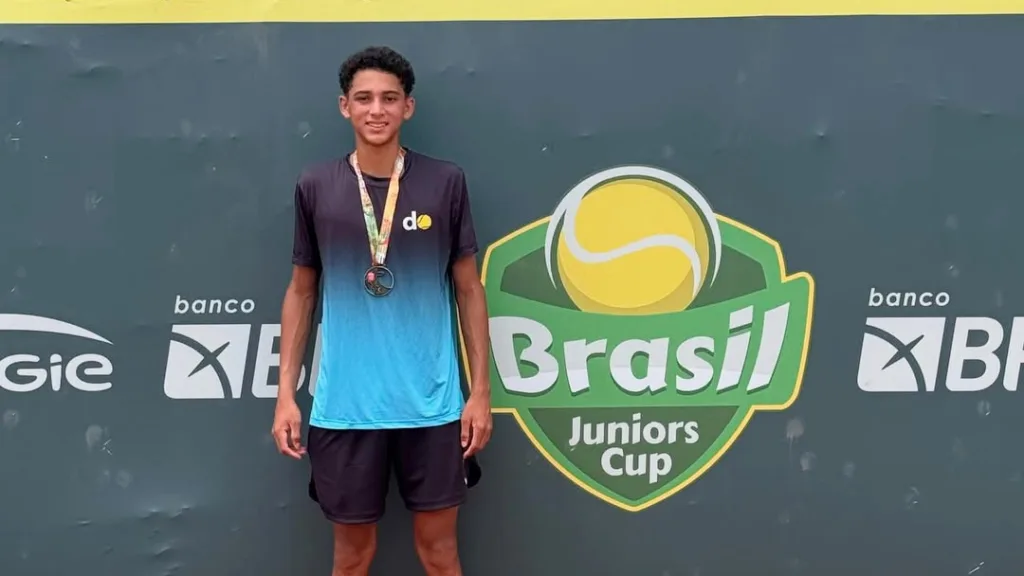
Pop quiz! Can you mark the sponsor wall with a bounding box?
[4,2,1024,575]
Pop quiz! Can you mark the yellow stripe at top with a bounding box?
[3,0,1024,24]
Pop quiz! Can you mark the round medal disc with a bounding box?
[364,265,395,297]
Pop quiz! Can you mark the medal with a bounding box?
[364,265,395,296]
[351,149,405,297]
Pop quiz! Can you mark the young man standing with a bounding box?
[271,46,492,576]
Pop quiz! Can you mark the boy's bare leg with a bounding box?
[332,523,377,576]
[413,507,462,576]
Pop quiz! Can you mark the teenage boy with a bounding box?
[272,46,492,576]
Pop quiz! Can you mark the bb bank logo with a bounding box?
[0,313,114,392]
[466,165,815,512]
[163,295,321,400]
[858,288,1024,392]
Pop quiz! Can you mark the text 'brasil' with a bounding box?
[467,165,815,512]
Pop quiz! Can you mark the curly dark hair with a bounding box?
[338,46,416,96]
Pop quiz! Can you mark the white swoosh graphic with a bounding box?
[0,313,112,344]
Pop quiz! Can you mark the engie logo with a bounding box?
[0,313,114,393]
[402,210,432,231]
[468,165,815,512]
[858,288,1024,392]
[163,296,320,399]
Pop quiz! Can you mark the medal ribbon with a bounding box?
[351,149,405,267]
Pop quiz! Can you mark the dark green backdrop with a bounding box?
[3,15,1024,575]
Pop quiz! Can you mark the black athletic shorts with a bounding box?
[306,419,478,524]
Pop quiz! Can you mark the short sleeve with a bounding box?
[291,178,322,270]
[450,168,479,264]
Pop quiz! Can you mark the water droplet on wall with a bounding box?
[785,418,804,441]
[2,410,20,429]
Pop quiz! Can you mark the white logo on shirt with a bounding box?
[402,211,433,231]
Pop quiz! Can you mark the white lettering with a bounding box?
[492,310,791,397]
[0,353,112,392]
[868,287,949,308]
[1003,317,1024,391]
[642,421,666,444]
[748,303,790,391]
[674,336,714,392]
[174,294,256,315]
[490,316,559,394]
[945,317,1003,392]
[65,354,113,392]
[609,338,669,393]
[678,421,700,444]
[601,447,624,477]
[563,338,606,394]
[402,211,418,231]
[649,453,672,484]
[608,421,629,444]
[0,354,44,391]
[569,415,699,447]
[717,307,753,391]
[600,449,672,484]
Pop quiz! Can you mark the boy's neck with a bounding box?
[354,139,403,179]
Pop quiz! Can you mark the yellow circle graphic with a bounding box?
[416,214,432,230]
[546,167,721,316]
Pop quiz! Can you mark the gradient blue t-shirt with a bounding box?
[291,148,478,430]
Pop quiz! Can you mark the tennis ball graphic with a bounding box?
[544,166,722,316]
[416,214,432,230]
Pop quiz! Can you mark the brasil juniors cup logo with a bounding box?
[474,165,815,512]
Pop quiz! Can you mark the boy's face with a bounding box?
[340,69,415,147]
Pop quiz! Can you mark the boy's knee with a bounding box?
[332,524,377,576]
[415,532,459,572]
